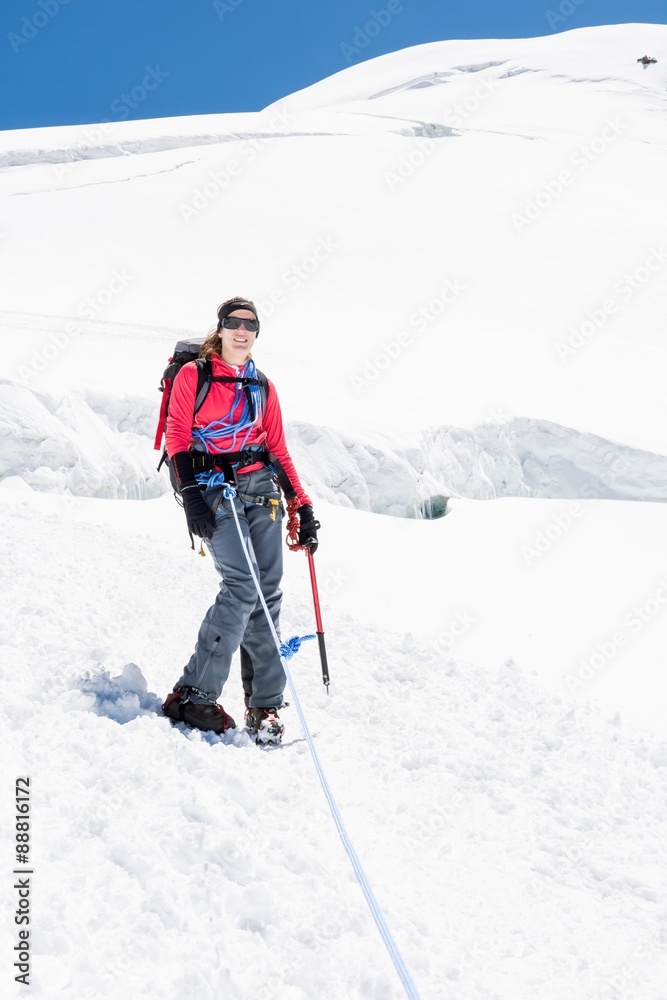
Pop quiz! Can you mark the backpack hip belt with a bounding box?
[190,447,269,476]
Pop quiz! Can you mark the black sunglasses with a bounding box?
[220,316,259,333]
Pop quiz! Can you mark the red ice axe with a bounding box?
[307,549,330,692]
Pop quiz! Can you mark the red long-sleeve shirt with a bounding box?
[165,354,311,507]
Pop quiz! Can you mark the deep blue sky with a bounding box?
[2,0,664,130]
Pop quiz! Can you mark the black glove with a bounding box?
[172,451,216,540]
[297,504,320,553]
[181,486,216,539]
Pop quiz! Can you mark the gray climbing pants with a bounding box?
[174,467,286,709]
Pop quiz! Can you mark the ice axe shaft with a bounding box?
[307,549,330,691]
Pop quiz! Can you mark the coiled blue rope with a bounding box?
[221,483,423,1000]
[192,358,261,453]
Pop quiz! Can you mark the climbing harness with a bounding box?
[210,487,281,518]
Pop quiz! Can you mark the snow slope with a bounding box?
[1,23,667,1000]
[1,485,666,999]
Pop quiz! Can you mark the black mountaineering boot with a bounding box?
[244,707,284,744]
[162,689,235,734]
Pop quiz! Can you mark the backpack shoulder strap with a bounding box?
[255,369,270,414]
[192,362,271,431]
[193,358,212,416]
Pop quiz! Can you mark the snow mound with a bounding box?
[78,663,163,724]
[289,417,667,515]
[0,380,161,499]
[3,373,664,514]
[274,24,667,113]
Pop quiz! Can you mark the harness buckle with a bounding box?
[239,445,267,467]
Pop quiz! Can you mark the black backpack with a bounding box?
[154,336,270,491]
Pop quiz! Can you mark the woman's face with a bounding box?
[219,309,258,364]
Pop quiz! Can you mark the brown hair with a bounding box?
[199,326,223,361]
